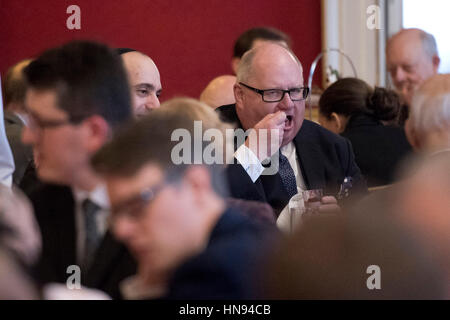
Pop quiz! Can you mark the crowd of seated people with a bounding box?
[0,25,449,300]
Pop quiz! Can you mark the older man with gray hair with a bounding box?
[387,28,440,108]
[405,74,450,154]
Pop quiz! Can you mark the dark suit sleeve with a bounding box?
[28,185,77,287]
[166,237,261,300]
[225,162,267,203]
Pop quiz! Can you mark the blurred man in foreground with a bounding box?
[92,98,275,299]
[22,41,135,298]
[405,74,450,153]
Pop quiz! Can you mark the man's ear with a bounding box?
[82,115,110,153]
[234,83,244,108]
[231,57,240,75]
[330,112,344,133]
[432,55,440,73]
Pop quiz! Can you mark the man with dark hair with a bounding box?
[231,26,291,74]
[117,48,162,117]
[2,59,33,185]
[22,40,135,298]
[92,98,275,299]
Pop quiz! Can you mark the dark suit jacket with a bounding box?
[167,208,277,299]
[29,184,136,299]
[341,114,412,187]
[4,111,32,185]
[216,104,366,215]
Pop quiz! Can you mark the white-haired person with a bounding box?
[405,74,450,155]
[387,28,440,125]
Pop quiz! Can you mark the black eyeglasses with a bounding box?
[109,182,166,223]
[239,82,309,102]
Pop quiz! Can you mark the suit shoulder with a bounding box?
[216,104,238,124]
[300,120,349,145]
[29,183,71,199]
[206,209,276,256]
[28,183,73,211]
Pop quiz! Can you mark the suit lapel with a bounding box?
[53,187,77,280]
[260,172,289,216]
[83,230,125,288]
[294,124,326,190]
[221,104,269,202]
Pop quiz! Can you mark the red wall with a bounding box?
[0,0,322,101]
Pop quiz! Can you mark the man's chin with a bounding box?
[36,167,69,186]
[135,113,147,119]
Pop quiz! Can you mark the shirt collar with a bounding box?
[280,141,296,158]
[72,183,110,210]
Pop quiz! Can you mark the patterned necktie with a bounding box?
[278,152,298,199]
[82,198,101,269]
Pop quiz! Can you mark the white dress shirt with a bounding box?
[0,77,15,187]
[72,184,110,265]
[234,142,307,233]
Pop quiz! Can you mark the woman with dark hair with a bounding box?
[318,78,412,187]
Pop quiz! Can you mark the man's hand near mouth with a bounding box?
[244,110,286,162]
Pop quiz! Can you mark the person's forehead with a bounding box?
[107,163,165,201]
[25,88,68,119]
[122,52,161,86]
[249,47,303,86]
[387,33,426,63]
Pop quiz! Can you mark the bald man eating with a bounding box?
[216,43,366,230]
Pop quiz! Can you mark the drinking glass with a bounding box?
[288,193,305,234]
[302,189,323,216]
